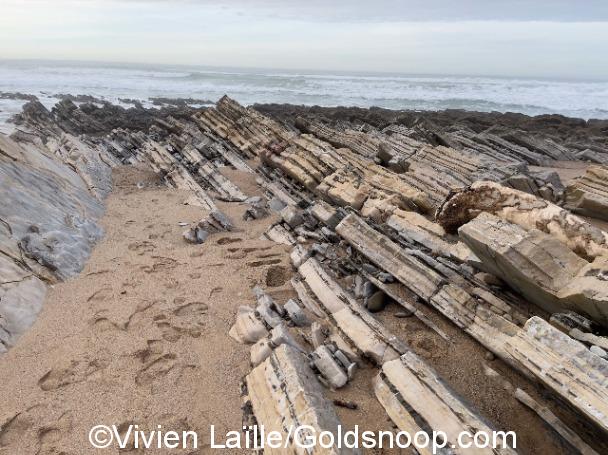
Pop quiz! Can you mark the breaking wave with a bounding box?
[1,61,607,123]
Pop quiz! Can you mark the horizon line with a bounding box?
[1,57,607,84]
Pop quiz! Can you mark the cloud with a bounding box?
[7,0,608,22]
[1,1,607,79]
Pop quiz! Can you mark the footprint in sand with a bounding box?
[216,237,242,245]
[174,302,208,317]
[0,412,32,447]
[123,300,161,330]
[209,287,222,298]
[37,412,74,455]
[140,256,179,273]
[134,340,165,364]
[91,314,122,332]
[135,353,178,386]
[156,322,183,342]
[91,300,159,333]
[86,287,114,303]
[226,246,273,260]
[127,240,156,255]
[152,299,208,342]
[38,356,110,391]
[156,320,204,341]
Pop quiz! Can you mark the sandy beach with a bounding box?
[0,166,288,454]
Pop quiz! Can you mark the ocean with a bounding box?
[1,60,608,131]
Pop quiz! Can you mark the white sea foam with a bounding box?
[1,60,607,129]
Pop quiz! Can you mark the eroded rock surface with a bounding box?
[460,213,608,326]
[0,129,110,349]
[3,95,608,453]
[564,165,608,221]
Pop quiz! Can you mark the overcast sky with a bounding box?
[1,0,607,79]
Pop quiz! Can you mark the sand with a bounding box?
[0,166,293,454]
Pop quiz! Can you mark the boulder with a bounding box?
[438,181,608,260]
[459,213,608,327]
[183,210,233,244]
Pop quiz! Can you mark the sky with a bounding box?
[1,0,607,79]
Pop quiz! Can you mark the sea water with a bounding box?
[1,60,607,131]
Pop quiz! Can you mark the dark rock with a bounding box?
[365,291,387,313]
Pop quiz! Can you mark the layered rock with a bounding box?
[564,165,608,221]
[4,94,608,451]
[375,352,517,455]
[245,345,356,454]
[298,257,407,365]
[437,181,608,260]
[335,213,608,436]
[258,103,605,166]
[459,213,608,326]
[0,130,111,350]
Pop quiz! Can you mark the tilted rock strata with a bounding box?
[4,95,608,451]
[437,181,608,260]
[0,130,111,350]
[459,213,608,326]
[245,344,357,454]
[257,103,607,166]
[564,165,608,221]
[335,213,608,436]
[375,352,517,455]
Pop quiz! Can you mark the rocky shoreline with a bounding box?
[1,96,608,453]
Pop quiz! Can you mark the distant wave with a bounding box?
[1,61,607,121]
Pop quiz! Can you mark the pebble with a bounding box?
[590,345,608,359]
[484,351,496,361]
[365,291,387,313]
[377,272,395,283]
[333,399,358,410]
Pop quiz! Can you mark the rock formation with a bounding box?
[3,95,608,452]
[0,121,112,351]
[564,165,608,221]
[459,213,608,326]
